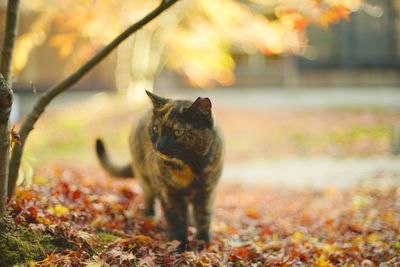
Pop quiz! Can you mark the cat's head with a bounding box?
[146,90,215,170]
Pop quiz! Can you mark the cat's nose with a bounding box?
[156,137,167,151]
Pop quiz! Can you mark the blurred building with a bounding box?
[161,0,400,89]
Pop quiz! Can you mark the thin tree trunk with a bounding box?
[0,0,20,216]
[1,0,20,85]
[0,75,13,217]
[7,0,180,197]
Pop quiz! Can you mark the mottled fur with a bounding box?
[96,91,224,246]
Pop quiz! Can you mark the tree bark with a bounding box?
[0,75,13,217]
[0,0,20,216]
[7,0,180,197]
[1,0,20,85]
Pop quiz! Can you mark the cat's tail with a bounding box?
[95,138,134,178]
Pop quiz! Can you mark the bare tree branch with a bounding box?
[0,74,13,217]
[7,0,181,197]
[1,0,20,85]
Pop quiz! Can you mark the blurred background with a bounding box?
[1,0,399,189]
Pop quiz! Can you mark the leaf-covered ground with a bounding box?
[2,166,399,266]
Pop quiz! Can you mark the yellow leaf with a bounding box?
[322,243,339,254]
[48,204,69,217]
[134,234,152,243]
[37,216,52,225]
[50,33,76,58]
[83,259,104,267]
[272,232,279,241]
[367,234,379,244]
[291,231,304,242]
[32,176,50,185]
[314,254,331,267]
[383,211,394,223]
[351,235,363,244]
[13,36,33,73]
[351,195,370,209]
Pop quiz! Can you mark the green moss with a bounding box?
[329,125,390,145]
[0,221,122,265]
[0,230,43,266]
[0,221,71,266]
[94,230,121,253]
[95,230,120,245]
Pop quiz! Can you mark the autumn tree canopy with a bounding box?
[14,0,362,88]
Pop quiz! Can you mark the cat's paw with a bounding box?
[196,231,210,243]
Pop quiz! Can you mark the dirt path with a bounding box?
[222,156,400,189]
[167,87,400,110]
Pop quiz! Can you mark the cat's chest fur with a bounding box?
[156,153,195,188]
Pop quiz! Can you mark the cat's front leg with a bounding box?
[139,179,156,217]
[159,189,188,247]
[192,191,214,243]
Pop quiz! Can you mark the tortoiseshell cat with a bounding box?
[95,90,224,246]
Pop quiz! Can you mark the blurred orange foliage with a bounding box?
[13,0,362,87]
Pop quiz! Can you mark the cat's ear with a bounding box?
[189,97,212,119]
[184,97,213,127]
[145,90,168,109]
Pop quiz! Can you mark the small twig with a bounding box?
[30,81,37,95]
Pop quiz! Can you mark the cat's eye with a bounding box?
[174,129,184,137]
[152,125,159,133]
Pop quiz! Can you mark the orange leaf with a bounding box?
[294,16,311,32]
[231,245,250,259]
[245,207,260,219]
[318,6,350,28]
